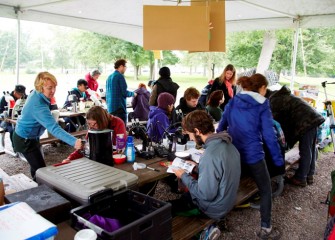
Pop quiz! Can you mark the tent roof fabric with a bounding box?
[0,0,334,46]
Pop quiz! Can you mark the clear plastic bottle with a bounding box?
[126,136,135,163]
[81,139,90,158]
[79,98,85,112]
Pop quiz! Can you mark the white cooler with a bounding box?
[36,158,138,205]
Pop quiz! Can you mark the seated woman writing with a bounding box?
[63,106,127,161]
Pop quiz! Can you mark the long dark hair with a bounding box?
[207,90,224,107]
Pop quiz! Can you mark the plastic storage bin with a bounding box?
[71,190,172,240]
[36,158,138,205]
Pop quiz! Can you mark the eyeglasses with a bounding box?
[87,121,97,128]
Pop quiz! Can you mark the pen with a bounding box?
[147,166,160,172]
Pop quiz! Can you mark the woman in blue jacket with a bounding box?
[217,74,284,240]
[13,72,82,180]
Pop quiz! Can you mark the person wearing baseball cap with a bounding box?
[14,85,26,96]
[0,84,27,144]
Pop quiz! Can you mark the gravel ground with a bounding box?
[0,133,334,240]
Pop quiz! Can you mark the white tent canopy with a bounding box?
[0,0,334,46]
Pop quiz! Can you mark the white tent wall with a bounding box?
[0,0,334,85]
[0,0,334,46]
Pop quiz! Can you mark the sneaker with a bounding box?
[285,176,307,187]
[307,175,314,185]
[199,225,221,240]
[257,227,281,240]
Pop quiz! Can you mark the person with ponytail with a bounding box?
[217,73,284,240]
[207,64,236,111]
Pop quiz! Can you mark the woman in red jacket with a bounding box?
[63,106,126,161]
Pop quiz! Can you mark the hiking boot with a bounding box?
[257,227,281,240]
[199,224,221,240]
[307,175,314,185]
[285,176,307,187]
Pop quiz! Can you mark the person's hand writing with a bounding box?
[74,138,82,150]
[173,168,185,179]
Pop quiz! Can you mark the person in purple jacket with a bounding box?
[128,83,150,121]
[147,92,174,143]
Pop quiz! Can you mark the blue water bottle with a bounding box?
[126,136,135,163]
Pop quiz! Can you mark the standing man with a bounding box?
[267,85,325,187]
[149,66,179,106]
[106,59,136,124]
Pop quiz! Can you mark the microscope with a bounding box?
[67,92,78,112]
[128,119,155,159]
[11,94,27,120]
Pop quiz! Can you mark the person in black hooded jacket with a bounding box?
[172,87,205,125]
[266,85,325,187]
[149,66,179,106]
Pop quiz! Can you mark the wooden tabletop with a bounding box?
[114,156,171,187]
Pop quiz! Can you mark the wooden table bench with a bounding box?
[0,168,37,195]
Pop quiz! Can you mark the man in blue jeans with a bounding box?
[105,59,136,125]
[266,86,325,186]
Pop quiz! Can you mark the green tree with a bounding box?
[226,31,264,69]
[180,52,226,78]
[299,28,335,77]
[270,29,294,74]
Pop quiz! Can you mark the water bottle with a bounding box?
[84,139,90,158]
[126,136,135,163]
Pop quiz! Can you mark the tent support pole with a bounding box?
[290,22,299,92]
[15,7,21,84]
[299,28,307,77]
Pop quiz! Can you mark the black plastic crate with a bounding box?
[71,190,172,240]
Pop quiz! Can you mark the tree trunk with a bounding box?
[256,30,276,74]
[134,66,139,80]
[149,62,154,80]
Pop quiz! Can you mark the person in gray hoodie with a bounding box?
[172,110,241,220]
